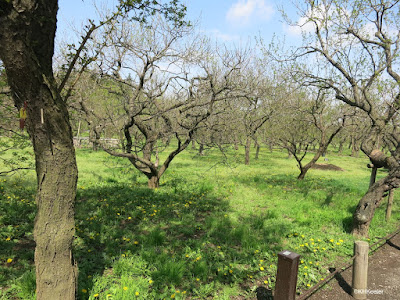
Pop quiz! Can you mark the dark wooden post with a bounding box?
[274,250,300,300]
[386,189,394,221]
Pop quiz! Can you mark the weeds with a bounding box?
[0,147,398,299]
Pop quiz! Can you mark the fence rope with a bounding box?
[296,226,400,300]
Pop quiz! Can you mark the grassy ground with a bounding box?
[0,145,398,299]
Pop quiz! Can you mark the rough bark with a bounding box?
[352,175,399,236]
[352,146,400,236]
[0,2,78,299]
[147,174,160,188]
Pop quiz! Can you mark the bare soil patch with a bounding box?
[311,163,345,172]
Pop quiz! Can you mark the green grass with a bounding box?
[0,146,399,299]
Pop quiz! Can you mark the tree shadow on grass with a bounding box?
[0,178,36,288]
[74,178,292,299]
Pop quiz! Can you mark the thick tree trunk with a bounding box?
[352,148,400,236]
[245,137,251,165]
[91,129,101,151]
[0,2,78,299]
[352,179,389,236]
[148,175,160,189]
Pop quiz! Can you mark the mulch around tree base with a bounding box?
[307,232,400,300]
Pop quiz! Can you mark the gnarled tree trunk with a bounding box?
[352,176,398,236]
[0,1,78,299]
[352,149,400,237]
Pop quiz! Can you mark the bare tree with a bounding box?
[0,1,187,298]
[276,0,400,236]
[277,88,345,179]
[76,18,248,188]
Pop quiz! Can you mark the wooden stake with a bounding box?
[369,167,377,188]
[274,250,300,300]
[386,189,394,221]
[352,241,369,300]
[40,108,44,124]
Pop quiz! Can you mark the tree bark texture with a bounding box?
[0,1,78,299]
[352,177,395,236]
[352,149,400,236]
[148,175,160,189]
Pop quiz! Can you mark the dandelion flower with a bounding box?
[94,294,99,298]
[123,286,128,291]
[6,258,12,263]
[260,267,264,271]
[135,291,139,296]
[82,289,87,293]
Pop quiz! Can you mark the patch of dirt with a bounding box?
[311,163,345,172]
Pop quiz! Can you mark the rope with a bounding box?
[296,226,400,300]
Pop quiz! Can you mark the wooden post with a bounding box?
[386,189,394,221]
[352,241,369,300]
[274,250,300,300]
[369,166,377,188]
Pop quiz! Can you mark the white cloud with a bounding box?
[208,29,240,42]
[284,16,315,36]
[226,0,274,25]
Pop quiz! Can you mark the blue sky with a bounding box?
[57,0,303,46]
